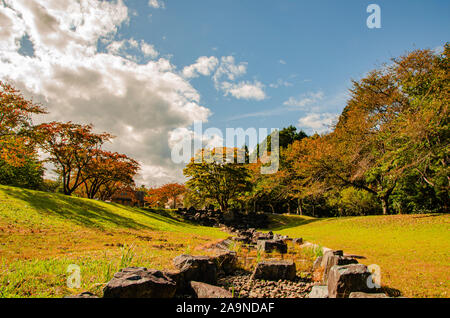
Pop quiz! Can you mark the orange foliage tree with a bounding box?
[0,81,47,166]
[145,183,186,209]
[36,122,113,195]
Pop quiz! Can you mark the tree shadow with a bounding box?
[2,186,152,231]
[261,214,323,231]
[121,206,189,228]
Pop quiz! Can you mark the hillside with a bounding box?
[267,213,450,298]
[0,185,227,298]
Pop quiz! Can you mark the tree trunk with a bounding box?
[297,198,303,216]
[269,203,275,214]
[381,197,389,215]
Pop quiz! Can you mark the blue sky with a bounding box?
[122,0,449,133]
[0,0,448,185]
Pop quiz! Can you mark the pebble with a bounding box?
[217,270,314,298]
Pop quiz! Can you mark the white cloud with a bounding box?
[221,81,266,101]
[279,59,286,65]
[284,91,324,108]
[213,56,247,83]
[269,78,293,88]
[140,41,159,59]
[182,56,219,79]
[148,0,165,9]
[298,113,337,134]
[0,0,210,186]
[211,56,266,101]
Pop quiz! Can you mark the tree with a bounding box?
[0,155,44,189]
[36,122,112,195]
[81,150,139,199]
[183,148,252,212]
[0,81,46,167]
[145,183,186,209]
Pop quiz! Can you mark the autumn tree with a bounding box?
[145,183,186,209]
[183,148,252,212]
[36,122,112,195]
[81,150,139,199]
[0,81,47,167]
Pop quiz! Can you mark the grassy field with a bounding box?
[1,184,448,298]
[0,185,227,298]
[267,213,450,298]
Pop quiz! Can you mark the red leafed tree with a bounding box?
[145,183,186,209]
[0,81,47,166]
[36,121,112,195]
[81,150,140,199]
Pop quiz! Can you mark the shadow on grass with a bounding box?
[120,206,190,228]
[261,214,323,231]
[2,187,151,231]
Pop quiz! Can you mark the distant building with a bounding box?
[111,189,137,207]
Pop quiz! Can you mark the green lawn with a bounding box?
[0,185,227,298]
[267,213,450,298]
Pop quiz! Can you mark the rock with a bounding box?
[321,250,358,284]
[251,260,296,281]
[327,264,371,298]
[163,270,185,295]
[65,292,99,298]
[103,267,177,298]
[257,240,288,254]
[308,285,328,298]
[312,256,323,271]
[349,292,389,298]
[292,238,303,245]
[344,254,367,260]
[190,281,233,298]
[173,255,217,286]
[231,236,249,244]
[211,251,238,275]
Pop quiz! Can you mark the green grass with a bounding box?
[0,185,227,298]
[267,213,450,298]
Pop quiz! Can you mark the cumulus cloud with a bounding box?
[211,56,266,101]
[298,113,337,134]
[182,56,219,79]
[284,91,324,108]
[213,56,247,83]
[148,0,165,9]
[0,0,210,186]
[221,81,266,101]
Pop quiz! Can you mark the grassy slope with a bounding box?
[267,214,450,298]
[0,185,227,298]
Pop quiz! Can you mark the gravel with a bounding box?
[217,270,314,298]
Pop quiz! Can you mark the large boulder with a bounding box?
[210,251,238,275]
[173,255,217,286]
[103,267,177,298]
[321,250,358,284]
[251,260,296,281]
[308,285,328,298]
[257,240,288,254]
[190,281,232,298]
[327,264,371,298]
[252,231,273,243]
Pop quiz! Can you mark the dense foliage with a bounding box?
[184,45,449,216]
